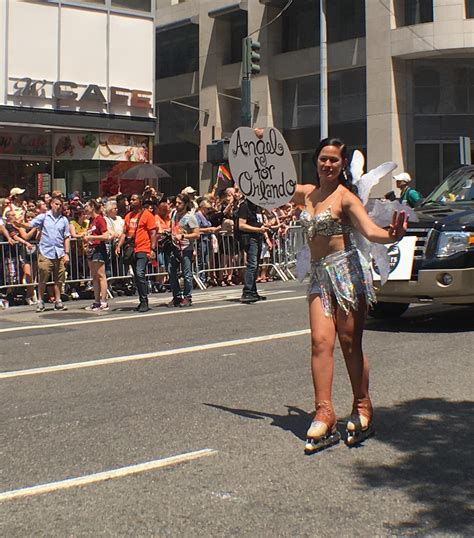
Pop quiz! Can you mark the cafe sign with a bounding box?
[9,77,152,110]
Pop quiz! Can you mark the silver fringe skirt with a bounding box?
[308,247,376,317]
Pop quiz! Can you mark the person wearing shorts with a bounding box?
[83,199,110,312]
[23,196,70,312]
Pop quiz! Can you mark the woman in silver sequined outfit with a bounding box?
[292,138,408,454]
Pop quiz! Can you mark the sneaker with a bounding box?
[167,298,181,308]
[85,302,100,311]
[54,302,67,311]
[255,293,267,301]
[240,294,258,304]
[179,298,193,307]
[98,302,109,312]
[36,301,46,313]
[26,297,38,306]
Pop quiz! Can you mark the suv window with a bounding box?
[423,167,474,204]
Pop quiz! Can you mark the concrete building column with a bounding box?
[366,1,409,197]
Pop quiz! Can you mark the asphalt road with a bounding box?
[1,282,473,537]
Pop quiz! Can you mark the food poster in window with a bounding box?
[53,133,149,162]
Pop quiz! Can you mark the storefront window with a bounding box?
[0,160,52,199]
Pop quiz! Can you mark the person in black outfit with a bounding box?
[237,199,268,303]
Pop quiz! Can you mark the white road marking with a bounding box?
[0,449,217,502]
[0,329,310,380]
[117,288,291,305]
[0,295,305,335]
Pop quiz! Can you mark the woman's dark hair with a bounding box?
[312,137,356,193]
[176,193,194,212]
[86,199,101,213]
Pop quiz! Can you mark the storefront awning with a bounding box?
[0,106,156,136]
[208,1,248,19]
[156,16,199,33]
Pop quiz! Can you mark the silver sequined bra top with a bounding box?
[300,207,352,240]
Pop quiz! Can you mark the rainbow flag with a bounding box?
[217,164,233,184]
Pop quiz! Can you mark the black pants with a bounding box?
[131,252,149,303]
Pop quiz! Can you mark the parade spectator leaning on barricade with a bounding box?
[181,186,198,211]
[83,199,110,312]
[104,199,125,280]
[154,197,171,293]
[3,209,36,303]
[116,193,156,313]
[3,188,26,221]
[167,193,200,307]
[195,199,220,286]
[20,195,70,312]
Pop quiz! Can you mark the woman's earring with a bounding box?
[343,169,349,182]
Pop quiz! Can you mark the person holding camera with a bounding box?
[116,194,156,313]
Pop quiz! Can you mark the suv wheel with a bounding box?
[368,302,410,319]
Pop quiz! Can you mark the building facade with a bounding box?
[0,0,155,199]
[155,0,474,197]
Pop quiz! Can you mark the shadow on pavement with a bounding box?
[354,398,474,535]
[204,403,311,441]
[366,305,474,334]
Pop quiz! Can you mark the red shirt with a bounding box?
[87,214,108,247]
[124,209,156,254]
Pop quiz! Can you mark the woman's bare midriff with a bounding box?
[308,234,352,261]
[304,187,352,261]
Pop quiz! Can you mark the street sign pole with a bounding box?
[320,0,328,139]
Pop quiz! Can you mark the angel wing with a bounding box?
[350,150,365,184]
[356,161,397,206]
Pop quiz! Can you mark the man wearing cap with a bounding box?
[181,186,198,210]
[3,188,26,221]
[394,173,422,208]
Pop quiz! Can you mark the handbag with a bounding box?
[122,211,144,265]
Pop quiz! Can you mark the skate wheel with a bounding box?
[345,425,374,447]
[304,431,341,454]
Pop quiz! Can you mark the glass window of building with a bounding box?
[281,0,319,52]
[396,0,433,26]
[283,75,320,130]
[467,0,474,18]
[223,11,248,65]
[156,25,199,79]
[329,67,367,124]
[327,0,365,43]
[111,0,151,11]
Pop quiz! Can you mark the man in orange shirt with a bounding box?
[116,194,157,312]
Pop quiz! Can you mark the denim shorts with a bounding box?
[89,248,107,264]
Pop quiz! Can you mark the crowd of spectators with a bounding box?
[0,182,301,308]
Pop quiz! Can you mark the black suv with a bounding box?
[371,165,474,318]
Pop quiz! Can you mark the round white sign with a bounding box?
[228,127,297,210]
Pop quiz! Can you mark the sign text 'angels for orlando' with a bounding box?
[228,127,297,210]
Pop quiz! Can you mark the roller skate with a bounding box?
[304,400,341,455]
[346,397,374,446]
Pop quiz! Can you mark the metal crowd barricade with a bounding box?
[0,225,305,303]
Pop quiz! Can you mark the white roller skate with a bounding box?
[346,397,374,446]
[304,401,341,455]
